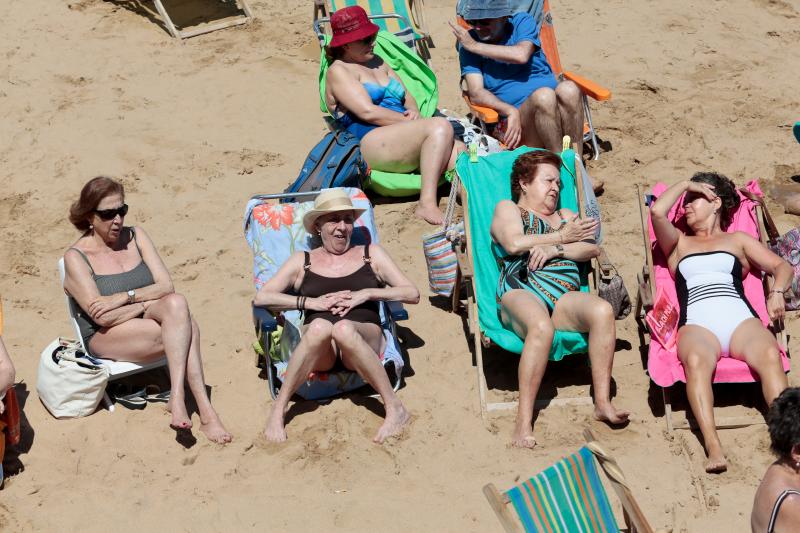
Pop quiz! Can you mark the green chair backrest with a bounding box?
[456,147,590,358]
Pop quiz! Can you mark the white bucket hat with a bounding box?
[302,189,366,234]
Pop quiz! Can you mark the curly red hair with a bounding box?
[509,151,562,201]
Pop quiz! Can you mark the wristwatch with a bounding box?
[555,243,565,257]
[127,289,135,304]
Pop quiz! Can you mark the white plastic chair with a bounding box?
[57,258,167,412]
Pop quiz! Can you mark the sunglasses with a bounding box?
[359,34,376,45]
[94,204,128,221]
[466,18,494,27]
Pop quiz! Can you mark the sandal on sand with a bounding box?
[144,385,171,403]
[110,384,147,410]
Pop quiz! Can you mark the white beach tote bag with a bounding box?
[37,338,109,419]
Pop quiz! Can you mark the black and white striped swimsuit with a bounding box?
[676,251,757,352]
[767,489,800,532]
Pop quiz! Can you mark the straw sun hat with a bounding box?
[302,189,366,234]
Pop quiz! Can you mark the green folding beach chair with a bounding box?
[452,146,612,418]
[315,29,444,197]
[314,0,433,64]
[484,428,654,533]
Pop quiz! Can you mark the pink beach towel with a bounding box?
[646,180,790,387]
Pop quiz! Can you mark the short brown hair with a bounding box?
[325,45,344,64]
[509,150,562,201]
[69,176,125,231]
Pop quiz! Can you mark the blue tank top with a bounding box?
[336,78,407,140]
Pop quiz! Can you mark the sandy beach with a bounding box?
[1,0,800,530]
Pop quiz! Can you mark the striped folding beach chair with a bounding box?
[483,429,654,533]
[314,0,433,64]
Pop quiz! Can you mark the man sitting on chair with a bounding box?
[451,0,584,157]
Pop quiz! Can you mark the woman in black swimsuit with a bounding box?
[254,189,419,444]
[63,177,231,444]
[752,387,800,532]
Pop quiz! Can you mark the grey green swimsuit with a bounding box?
[69,228,155,354]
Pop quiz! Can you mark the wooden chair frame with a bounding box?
[483,428,654,533]
[450,148,613,421]
[634,183,789,432]
[151,0,253,39]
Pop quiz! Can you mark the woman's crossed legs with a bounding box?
[500,290,629,449]
[89,293,232,444]
[264,318,409,444]
[678,318,787,473]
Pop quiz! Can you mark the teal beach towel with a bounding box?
[456,147,590,359]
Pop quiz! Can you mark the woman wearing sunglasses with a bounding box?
[62,176,231,444]
[324,6,463,225]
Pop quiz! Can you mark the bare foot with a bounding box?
[511,433,537,449]
[263,407,287,443]
[594,403,630,425]
[415,204,444,225]
[199,415,232,444]
[511,418,537,449]
[167,398,192,430]
[373,404,411,444]
[705,442,728,473]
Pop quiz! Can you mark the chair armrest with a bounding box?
[562,71,611,101]
[252,305,278,334]
[462,93,500,124]
[636,270,654,312]
[596,248,615,279]
[455,242,473,278]
[386,300,408,321]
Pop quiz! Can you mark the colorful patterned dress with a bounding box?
[497,207,581,314]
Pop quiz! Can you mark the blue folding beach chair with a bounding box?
[243,187,407,400]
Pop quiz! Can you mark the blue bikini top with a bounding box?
[361,78,406,106]
[335,78,407,127]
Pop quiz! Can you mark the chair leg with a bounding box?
[663,387,674,432]
[103,391,116,413]
[237,0,254,18]
[583,95,601,160]
[151,0,181,38]
[266,359,279,400]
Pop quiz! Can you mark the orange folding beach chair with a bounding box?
[457,0,611,159]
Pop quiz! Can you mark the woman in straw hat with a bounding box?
[324,5,463,226]
[254,189,419,443]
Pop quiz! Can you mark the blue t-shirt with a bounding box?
[459,13,558,108]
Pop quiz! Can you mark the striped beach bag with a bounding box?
[421,173,464,297]
[422,223,461,296]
